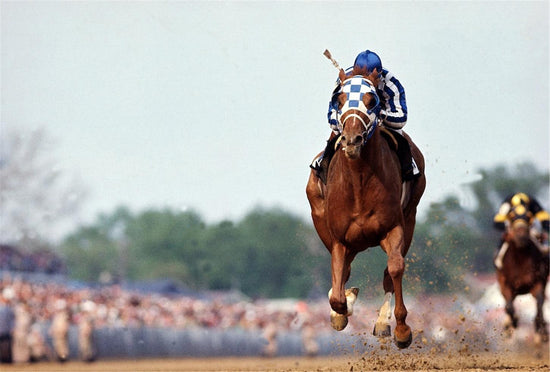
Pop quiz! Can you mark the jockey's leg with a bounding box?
[309,132,339,184]
[530,222,549,254]
[494,241,509,270]
[382,126,419,181]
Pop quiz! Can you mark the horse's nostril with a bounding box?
[354,135,363,145]
[341,135,346,143]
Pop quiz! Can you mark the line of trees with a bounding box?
[60,206,327,298]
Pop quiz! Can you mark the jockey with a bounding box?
[493,192,550,269]
[311,49,419,184]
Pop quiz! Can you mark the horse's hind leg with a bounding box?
[373,267,393,337]
[533,284,549,343]
[380,225,412,349]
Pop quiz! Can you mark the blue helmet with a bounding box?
[353,50,382,73]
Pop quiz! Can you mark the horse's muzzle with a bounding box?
[341,134,364,159]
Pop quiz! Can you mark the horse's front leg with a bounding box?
[500,285,518,334]
[533,284,549,344]
[380,225,412,349]
[328,242,358,331]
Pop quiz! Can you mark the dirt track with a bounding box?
[2,351,548,372]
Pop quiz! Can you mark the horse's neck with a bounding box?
[357,130,393,177]
[506,234,535,256]
[336,129,396,189]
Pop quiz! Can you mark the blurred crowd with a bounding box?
[0,245,66,275]
[0,273,328,363]
[0,271,538,365]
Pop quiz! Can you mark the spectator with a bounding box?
[49,300,69,362]
[12,302,31,363]
[28,324,50,362]
[0,287,15,363]
[78,301,96,362]
[261,321,278,357]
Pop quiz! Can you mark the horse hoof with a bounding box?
[330,312,348,331]
[373,324,391,337]
[394,333,412,349]
[393,324,412,349]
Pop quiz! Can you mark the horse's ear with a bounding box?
[338,69,347,82]
[362,92,377,110]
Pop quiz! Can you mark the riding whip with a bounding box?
[323,49,341,70]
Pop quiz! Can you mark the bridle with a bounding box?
[337,76,381,144]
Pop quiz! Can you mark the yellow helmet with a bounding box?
[512,204,527,216]
[511,192,530,207]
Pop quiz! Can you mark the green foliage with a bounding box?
[61,225,120,282]
[235,207,316,298]
[60,205,329,298]
[407,196,479,293]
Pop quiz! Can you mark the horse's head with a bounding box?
[336,74,381,159]
[506,204,533,247]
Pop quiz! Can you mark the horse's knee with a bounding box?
[387,254,404,279]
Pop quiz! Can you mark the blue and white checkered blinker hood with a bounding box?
[338,76,380,141]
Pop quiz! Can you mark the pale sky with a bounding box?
[1,1,549,235]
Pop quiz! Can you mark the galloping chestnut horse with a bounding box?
[496,204,549,344]
[306,70,426,349]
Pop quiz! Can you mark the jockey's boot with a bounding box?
[382,127,420,182]
[310,133,340,185]
[395,135,419,181]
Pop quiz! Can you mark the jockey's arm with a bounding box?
[381,110,407,130]
[535,210,550,232]
[379,70,407,130]
[327,101,340,133]
[494,202,512,230]
[528,198,549,231]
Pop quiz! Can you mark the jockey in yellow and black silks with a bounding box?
[493,192,550,269]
